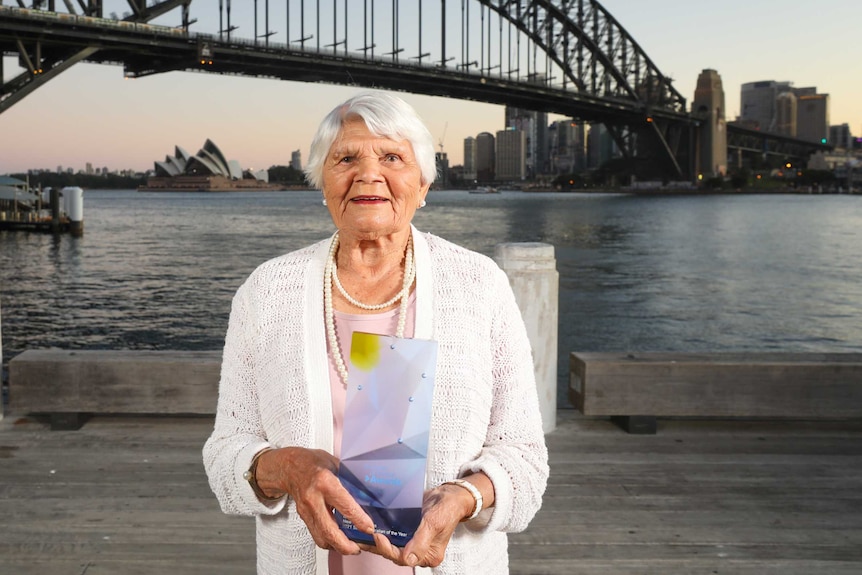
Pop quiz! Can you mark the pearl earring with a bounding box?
[322,198,327,206]
[419,200,427,208]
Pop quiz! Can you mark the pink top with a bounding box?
[327,293,417,575]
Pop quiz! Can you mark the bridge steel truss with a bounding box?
[0,1,192,113]
[0,1,828,180]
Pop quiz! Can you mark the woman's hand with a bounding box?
[255,447,375,555]
[360,474,493,568]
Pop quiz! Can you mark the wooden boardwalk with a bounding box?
[1,410,860,574]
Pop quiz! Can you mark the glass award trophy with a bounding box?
[335,332,438,547]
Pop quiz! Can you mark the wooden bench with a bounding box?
[570,352,862,434]
[9,349,221,430]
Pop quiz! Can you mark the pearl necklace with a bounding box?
[332,264,404,310]
[324,232,415,387]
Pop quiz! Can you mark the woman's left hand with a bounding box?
[359,481,478,568]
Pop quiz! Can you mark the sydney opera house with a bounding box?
[141,139,283,191]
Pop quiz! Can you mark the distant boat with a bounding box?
[469,186,499,194]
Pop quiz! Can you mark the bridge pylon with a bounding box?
[693,69,728,179]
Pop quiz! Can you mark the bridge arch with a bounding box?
[478,0,686,115]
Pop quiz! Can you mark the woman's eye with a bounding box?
[383,154,400,162]
[338,156,353,164]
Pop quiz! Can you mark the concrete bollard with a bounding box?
[63,186,84,237]
[494,242,559,434]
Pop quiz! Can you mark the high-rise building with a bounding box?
[740,80,792,132]
[587,124,618,169]
[796,94,830,143]
[476,132,495,182]
[290,150,302,171]
[741,80,831,143]
[775,91,797,137]
[505,106,548,177]
[548,119,586,174]
[435,152,449,187]
[463,137,477,181]
[85,162,94,175]
[829,124,852,149]
[495,129,526,181]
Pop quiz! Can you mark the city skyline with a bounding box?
[2,0,860,175]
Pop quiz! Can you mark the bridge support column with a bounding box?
[495,243,558,434]
[693,69,728,179]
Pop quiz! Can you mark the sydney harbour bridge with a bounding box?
[0,0,828,181]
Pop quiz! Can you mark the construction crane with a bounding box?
[438,122,448,154]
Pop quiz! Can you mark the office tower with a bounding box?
[290,149,302,171]
[476,132,495,182]
[435,151,449,187]
[775,92,797,137]
[495,129,526,181]
[548,119,586,174]
[740,80,792,132]
[505,106,548,177]
[463,136,477,181]
[829,124,852,149]
[796,94,830,143]
[547,122,564,173]
[586,124,618,169]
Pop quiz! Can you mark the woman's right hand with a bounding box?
[255,446,375,555]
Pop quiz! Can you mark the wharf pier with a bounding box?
[0,410,860,574]
[0,178,83,235]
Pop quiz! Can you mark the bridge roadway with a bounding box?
[0,409,860,574]
[0,1,831,177]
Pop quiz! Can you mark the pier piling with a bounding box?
[494,242,559,434]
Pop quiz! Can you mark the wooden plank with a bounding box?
[1,411,861,574]
[570,352,862,418]
[9,350,221,416]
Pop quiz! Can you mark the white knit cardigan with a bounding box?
[203,226,549,575]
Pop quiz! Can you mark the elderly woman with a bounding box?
[203,91,548,575]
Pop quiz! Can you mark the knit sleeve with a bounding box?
[460,266,549,534]
[202,277,288,516]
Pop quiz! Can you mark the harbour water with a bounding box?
[2,189,862,406]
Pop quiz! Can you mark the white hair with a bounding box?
[304,91,438,189]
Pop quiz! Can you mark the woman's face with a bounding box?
[322,117,430,241]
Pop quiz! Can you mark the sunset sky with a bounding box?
[1,0,859,175]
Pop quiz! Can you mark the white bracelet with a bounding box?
[445,478,483,521]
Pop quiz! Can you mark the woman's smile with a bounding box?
[350,195,389,204]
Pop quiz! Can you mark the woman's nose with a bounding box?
[354,156,384,183]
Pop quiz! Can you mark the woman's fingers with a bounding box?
[358,532,406,564]
[328,486,375,536]
[274,447,371,554]
[400,485,466,567]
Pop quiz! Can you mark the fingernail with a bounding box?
[406,553,419,566]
